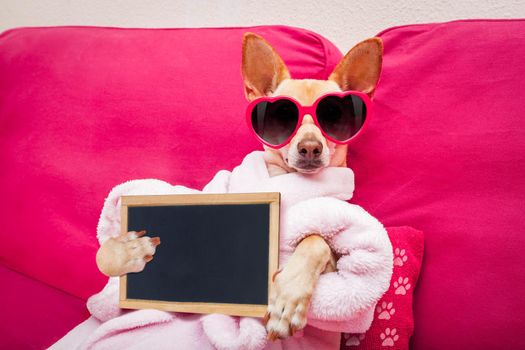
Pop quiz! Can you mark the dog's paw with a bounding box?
[96,230,161,276]
[264,269,312,341]
[120,230,161,273]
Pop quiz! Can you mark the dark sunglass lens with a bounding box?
[251,99,299,146]
[316,95,366,142]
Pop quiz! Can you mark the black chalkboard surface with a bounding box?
[119,193,280,317]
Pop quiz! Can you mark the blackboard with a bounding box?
[119,192,280,317]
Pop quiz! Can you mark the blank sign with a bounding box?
[119,193,280,317]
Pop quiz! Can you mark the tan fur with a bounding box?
[96,32,382,341]
[242,33,291,101]
[329,37,383,96]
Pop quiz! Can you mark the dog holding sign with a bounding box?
[89,34,393,349]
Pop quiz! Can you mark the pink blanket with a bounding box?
[81,151,393,350]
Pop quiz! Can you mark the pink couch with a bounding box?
[1,20,524,349]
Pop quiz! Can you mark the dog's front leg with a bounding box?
[265,234,335,340]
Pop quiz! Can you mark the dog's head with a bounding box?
[241,33,382,175]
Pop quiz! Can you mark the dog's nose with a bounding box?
[297,139,323,160]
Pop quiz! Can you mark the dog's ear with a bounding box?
[329,37,383,97]
[242,33,290,101]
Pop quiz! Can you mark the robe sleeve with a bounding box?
[282,197,393,333]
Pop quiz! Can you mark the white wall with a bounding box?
[1,0,524,51]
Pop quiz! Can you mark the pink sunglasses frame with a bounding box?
[245,90,372,149]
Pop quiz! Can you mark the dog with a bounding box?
[96,32,382,341]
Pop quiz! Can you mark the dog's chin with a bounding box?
[295,166,323,174]
[288,160,328,174]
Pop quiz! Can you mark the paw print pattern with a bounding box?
[393,277,411,295]
[376,301,396,320]
[343,333,365,346]
[380,328,399,347]
[393,247,407,267]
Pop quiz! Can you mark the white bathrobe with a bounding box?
[80,151,393,350]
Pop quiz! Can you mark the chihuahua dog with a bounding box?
[96,33,382,341]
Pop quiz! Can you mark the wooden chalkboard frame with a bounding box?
[119,192,280,317]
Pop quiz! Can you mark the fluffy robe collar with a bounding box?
[218,151,355,207]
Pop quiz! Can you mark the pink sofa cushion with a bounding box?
[349,19,525,349]
[0,26,342,300]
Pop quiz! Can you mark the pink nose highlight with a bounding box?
[297,139,323,160]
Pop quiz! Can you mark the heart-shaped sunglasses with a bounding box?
[246,91,371,149]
